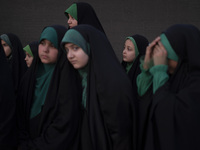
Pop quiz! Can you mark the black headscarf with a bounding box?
[121,34,149,97]
[142,24,200,150]
[0,44,18,149]
[0,33,27,95]
[29,41,39,58]
[62,24,135,150]
[17,25,81,149]
[65,2,105,34]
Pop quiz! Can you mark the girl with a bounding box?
[18,25,80,149]
[23,41,39,67]
[137,24,200,150]
[64,2,105,34]
[61,24,135,150]
[0,33,27,95]
[122,34,149,96]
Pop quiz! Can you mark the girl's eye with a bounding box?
[40,41,45,45]
[65,48,69,53]
[50,43,55,48]
[73,46,79,51]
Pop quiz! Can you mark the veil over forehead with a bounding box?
[163,24,200,71]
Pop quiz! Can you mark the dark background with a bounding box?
[0,0,200,60]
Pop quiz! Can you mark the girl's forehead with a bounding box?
[65,43,77,47]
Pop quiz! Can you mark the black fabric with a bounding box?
[0,44,18,150]
[29,41,39,58]
[2,33,27,95]
[75,2,105,34]
[140,24,200,150]
[17,25,81,150]
[69,24,135,150]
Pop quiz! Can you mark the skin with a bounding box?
[67,14,78,28]
[1,40,12,57]
[38,40,58,64]
[144,36,178,74]
[122,39,136,62]
[65,43,89,69]
[24,52,34,67]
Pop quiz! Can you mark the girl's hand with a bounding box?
[143,37,160,69]
[152,41,168,66]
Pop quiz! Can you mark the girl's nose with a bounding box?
[43,45,49,52]
[67,50,73,59]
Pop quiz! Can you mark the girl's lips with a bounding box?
[41,55,48,59]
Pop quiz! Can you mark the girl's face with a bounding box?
[38,39,58,64]
[1,40,12,57]
[65,43,89,69]
[67,14,78,29]
[24,52,34,67]
[122,39,136,62]
[168,59,178,74]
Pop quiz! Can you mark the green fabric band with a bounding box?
[160,33,178,61]
[0,34,13,50]
[39,27,58,49]
[23,45,33,57]
[62,29,90,55]
[65,3,78,20]
[126,36,139,58]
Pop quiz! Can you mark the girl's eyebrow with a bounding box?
[65,43,77,49]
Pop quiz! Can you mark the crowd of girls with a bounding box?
[0,2,200,150]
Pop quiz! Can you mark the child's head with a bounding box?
[39,27,59,64]
[62,29,89,69]
[0,34,12,57]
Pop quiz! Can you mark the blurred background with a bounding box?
[0,0,200,60]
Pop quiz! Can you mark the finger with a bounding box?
[157,41,167,55]
[146,36,160,56]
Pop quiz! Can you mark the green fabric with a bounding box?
[39,27,58,49]
[160,33,179,61]
[126,36,139,58]
[126,62,133,73]
[0,34,13,50]
[30,63,55,119]
[61,29,90,55]
[78,65,89,108]
[23,45,33,57]
[65,3,78,20]
[149,65,169,94]
[136,63,153,96]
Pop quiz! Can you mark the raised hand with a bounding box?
[143,37,161,69]
[152,40,167,66]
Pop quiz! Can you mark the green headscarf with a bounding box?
[23,45,33,57]
[39,27,58,49]
[62,29,90,108]
[65,3,78,20]
[125,37,139,73]
[0,34,13,50]
[126,36,139,58]
[160,33,179,61]
[62,29,90,54]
